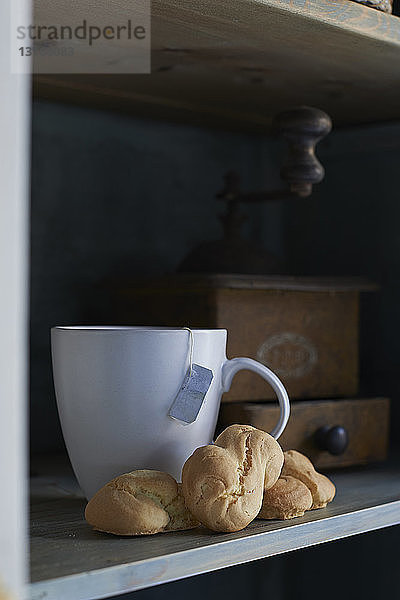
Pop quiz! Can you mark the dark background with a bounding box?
[30,99,400,598]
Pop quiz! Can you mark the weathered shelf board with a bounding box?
[29,457,400,600]
[33,0,400,131]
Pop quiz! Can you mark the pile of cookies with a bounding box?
[85,424,335,535]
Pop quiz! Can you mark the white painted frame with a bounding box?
[0,1,31,598]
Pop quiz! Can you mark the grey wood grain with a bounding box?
[29,459,400,600]
[34,0,400,132]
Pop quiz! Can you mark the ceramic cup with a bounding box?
[51,326,290,499]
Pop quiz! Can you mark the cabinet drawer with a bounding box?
[218,397,390,469]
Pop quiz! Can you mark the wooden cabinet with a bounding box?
[3,1,400,599]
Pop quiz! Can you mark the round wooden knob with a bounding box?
[274,106,332,197]
[315,425,349,456]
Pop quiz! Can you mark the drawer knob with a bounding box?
[315,425,349,455]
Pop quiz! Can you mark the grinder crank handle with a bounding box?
[275,106,332,197]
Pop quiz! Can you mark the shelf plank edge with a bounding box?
[250,0,400,46]
[29,500,400,600]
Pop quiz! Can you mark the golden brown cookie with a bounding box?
[181,424,284,532]
[282,450,336,509]
[258,475,313,520]
[85,470,198,535]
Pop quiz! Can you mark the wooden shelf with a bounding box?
[29,457,400,600]
[33,0,400,132]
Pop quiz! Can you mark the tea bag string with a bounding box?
[182,327,194,376]
[169,328,214,424]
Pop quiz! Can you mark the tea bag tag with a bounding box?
[169,363,214,425]
[168,329,213,425]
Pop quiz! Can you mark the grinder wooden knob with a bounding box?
[275,106,332,197]
[315,425,349,456]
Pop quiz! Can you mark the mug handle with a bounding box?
[221,357,290,440]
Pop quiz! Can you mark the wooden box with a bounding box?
[114,274,375,402]
[219,398,390,469]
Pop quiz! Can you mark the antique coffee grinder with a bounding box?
[117,106,388,469]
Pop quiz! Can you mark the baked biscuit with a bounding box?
[282,450,336,509]
[181,424,284,532]
[258,475,313,520]
[85,470,198,535]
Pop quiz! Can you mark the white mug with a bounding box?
[51,326,290,499]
